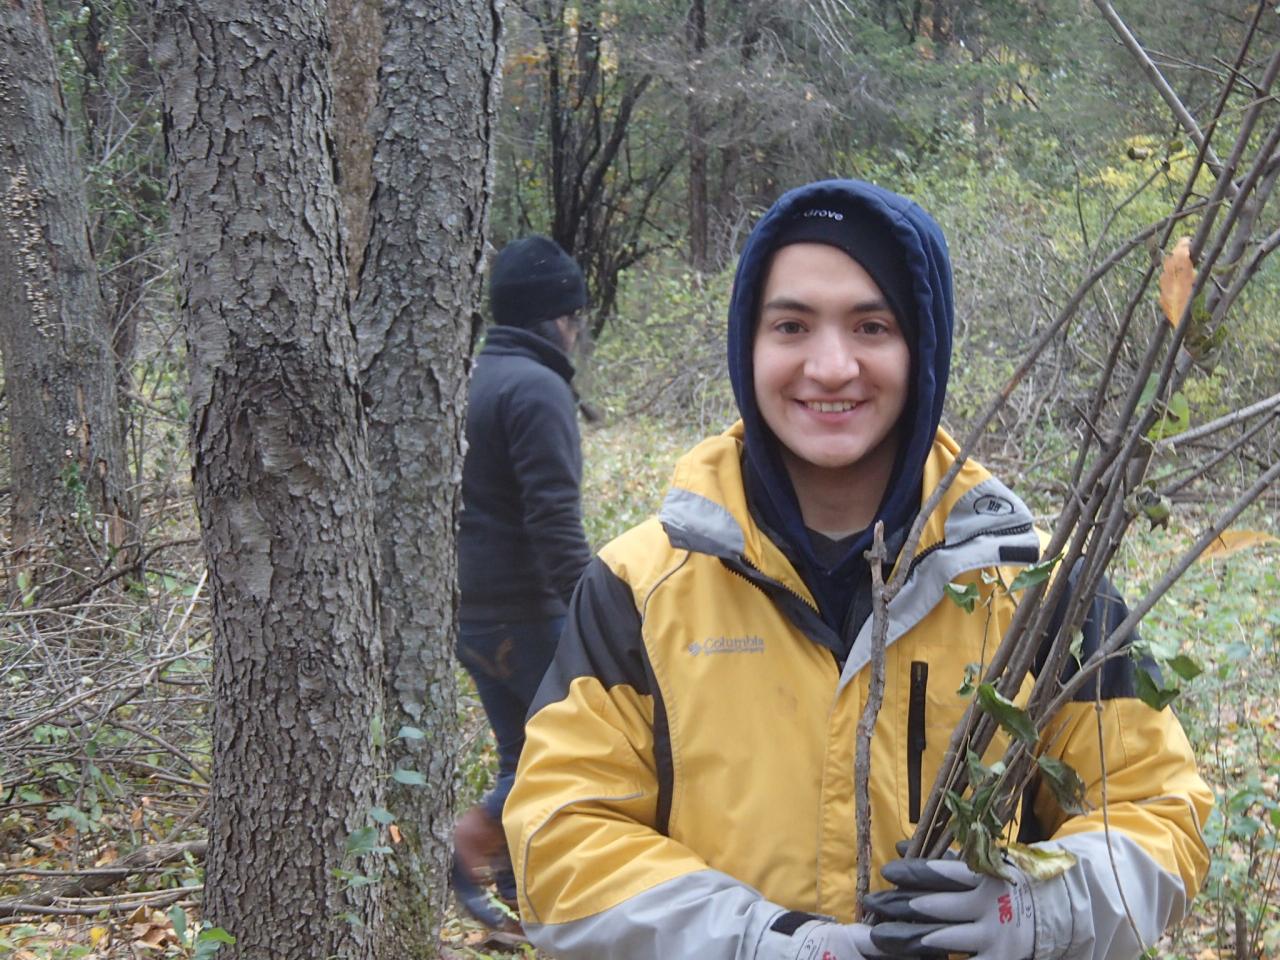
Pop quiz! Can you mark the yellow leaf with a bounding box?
[94,846,118,867]
[90,926,109,946]
[1199,530,1278,560]
[1004,841,1078,881]
[1159,237,1195,328]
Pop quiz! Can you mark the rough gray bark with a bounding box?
[352,1,503,954]
[0,0,129,598]
[153,4,384,958]
[329,0,380,293]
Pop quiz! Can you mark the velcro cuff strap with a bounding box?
[770,911,823,936]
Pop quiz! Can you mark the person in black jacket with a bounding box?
[453,235,593,930]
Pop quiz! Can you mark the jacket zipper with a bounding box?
[907,661,928,824]
[904,522,1035,580]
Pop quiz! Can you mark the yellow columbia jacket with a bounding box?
[504,425,1212,960]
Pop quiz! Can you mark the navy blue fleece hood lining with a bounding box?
[727,180,954,624]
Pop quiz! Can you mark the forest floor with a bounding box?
[2,420,1277,960]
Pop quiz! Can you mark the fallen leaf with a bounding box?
[138,924,170,948]
[1199,529,1278,560]
[90,925,110,946]
[1159,237,1195,327]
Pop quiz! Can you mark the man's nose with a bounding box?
[805,329,859,384]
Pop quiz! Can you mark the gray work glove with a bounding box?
[757,914,878,960]
[862,858,1038,960]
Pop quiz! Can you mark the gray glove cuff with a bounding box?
[1029,869,1075,960]
[754,914,869,960]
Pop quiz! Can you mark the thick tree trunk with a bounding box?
[153,5,384,959]
[0,1,128,598]
[352,1,502,954]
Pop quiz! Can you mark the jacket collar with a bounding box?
[481,324,576,384]
[659,423,1041,677]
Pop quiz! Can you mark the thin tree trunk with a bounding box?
[686,0,709,271]
[153,4,384,958]
[352,0,502,955]
[0,0,128,599]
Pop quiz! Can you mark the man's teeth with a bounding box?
[805,400,856,413]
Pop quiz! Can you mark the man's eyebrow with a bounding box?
[760,296,816,314]
[760,295,892,314]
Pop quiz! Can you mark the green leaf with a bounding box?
[1068,630,1084,665]
[957,662,981,697]
[1147,391,1191,441]
[369,805,395,825]
[346,826,383,856]
[1133,668,1180,711]
[976,684,1039,746]
[1132,489,1172,529]
[959,820,1007,879]
[196,928,237,945]
[49,804,93,833]
[1167,654,1203,681]
[1008,554,1062,592]
[1004,841,1078,881]
[168,905,188,945]
[370,713,385,749]
[194,926,237,959]
[338,871,382,888]
[945,581,980,613]
[1036,755,1087,815]
[944,788,973,824]
[391,767,427,786]
[1138,374,1160,408]
[397,725,426,740]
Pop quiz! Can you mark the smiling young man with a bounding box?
[503,180,1211,960]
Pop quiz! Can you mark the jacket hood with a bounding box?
[726,179,954,619]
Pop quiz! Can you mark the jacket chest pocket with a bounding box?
[906,661,929,824]
[899,656,1023,838]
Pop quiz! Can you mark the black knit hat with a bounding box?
[769,203,916,343]
[488,236,587,328]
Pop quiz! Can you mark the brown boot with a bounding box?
[453,804,507,881]
[453,805,523,933]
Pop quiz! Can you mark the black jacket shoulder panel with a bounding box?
[1037,559,1159,702]
[530,557,652,717]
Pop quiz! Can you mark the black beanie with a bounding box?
[488,236,587,328]
[769,204,916,343]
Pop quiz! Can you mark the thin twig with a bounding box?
[855,522,890,917]
[0,650,191,744]
[0,885,201,919]
[1157,392,1280,449]
[1090,0,1224,179]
